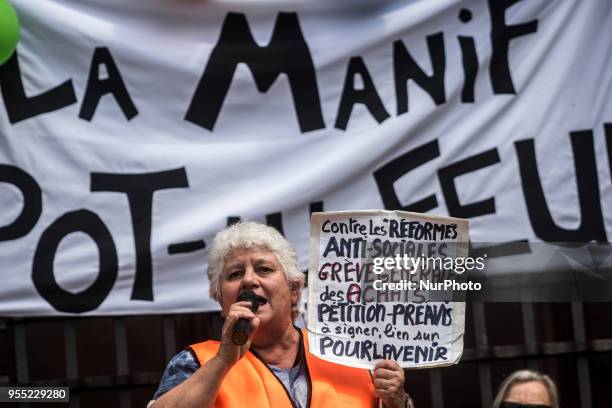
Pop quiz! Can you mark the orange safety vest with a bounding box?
[189,329,376,408]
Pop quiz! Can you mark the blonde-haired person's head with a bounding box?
[492,370,559,408]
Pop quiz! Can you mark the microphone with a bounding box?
[231,291,261,345]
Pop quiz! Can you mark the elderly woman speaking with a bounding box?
[150,222,412,408]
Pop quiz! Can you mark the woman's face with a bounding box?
[219,247,298,332]
[504,380,551,406]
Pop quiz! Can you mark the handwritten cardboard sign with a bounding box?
[307,210,469,369]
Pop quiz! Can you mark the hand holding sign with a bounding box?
[373,360,407,408]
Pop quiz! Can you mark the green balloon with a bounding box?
[0,0,19,65]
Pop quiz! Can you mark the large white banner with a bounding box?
[1,0,611,316]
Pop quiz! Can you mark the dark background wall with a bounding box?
[1,303,611,408]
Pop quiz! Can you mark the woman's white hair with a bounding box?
[207,221,305,320]
[492,369,559,408]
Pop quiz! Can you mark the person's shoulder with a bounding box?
[152,349,201,399]
[168,348,200,370]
